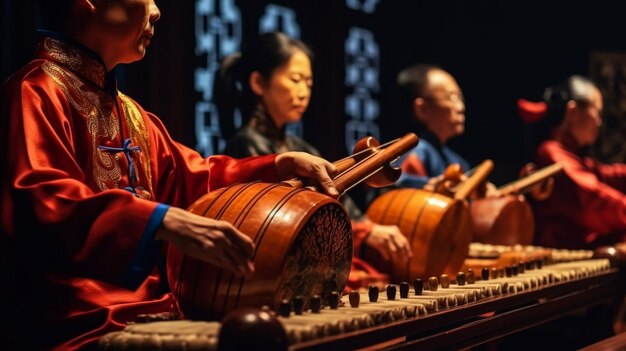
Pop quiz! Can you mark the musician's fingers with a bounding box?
[218,221,255,256]
[543,177,555,191]
[220,241,255,276]
[520,162,537,178]
[392,232,412,258]
[312,163,339,197]
[325,162,338,178]
[531,177,555,201]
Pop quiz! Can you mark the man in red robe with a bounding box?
[0,1,338,349]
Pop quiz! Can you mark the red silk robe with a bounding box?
[0,35,278,350]
[534,134,626,249]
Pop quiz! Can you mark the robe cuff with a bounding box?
[352,219,374,258]
[124,203,170,290]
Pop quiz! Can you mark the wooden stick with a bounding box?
[498,163,563,196]
[454,160,494,201]
[333,133,418,195]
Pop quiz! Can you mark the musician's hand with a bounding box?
[425,174,467,195]
[275,152,338,197]
[365,223,412,261]
[423,176,441,192]
[520,162,554,201]
[519,162,536,178]
[485,182,501,197]
[155,207,255,276]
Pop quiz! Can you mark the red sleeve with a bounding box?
[585,158,626,193]
[538,141,626,235]
[401,153,427,176]
[351,218,374,257]
[144,113,278,208]
[1,71,158,283]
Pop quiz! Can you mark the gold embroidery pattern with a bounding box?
[38,38,106,87]
[38,37,156,199]
[41,62,123,191]
[118,93,154,200]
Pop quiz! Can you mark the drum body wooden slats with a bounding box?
[167,182,353,321]
[470,195,535,246]
[365,188,473,282]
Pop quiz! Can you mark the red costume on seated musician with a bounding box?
[0,1,338,349]
[519,75,626,249]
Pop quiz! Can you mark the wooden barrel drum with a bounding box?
[470,195,534,246]
[167,134,419,320]
[365,188,473,282]
[470,163,563,246]
[364,160,494,283]
[167,182,352,320]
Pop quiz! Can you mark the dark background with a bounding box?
[2,0,626,196]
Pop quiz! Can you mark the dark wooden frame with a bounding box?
[292,269,621,351]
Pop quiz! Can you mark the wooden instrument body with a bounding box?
[469,163,562,246]
[470,195,535,246]
[167,182,352,320]
[365,188,473,282]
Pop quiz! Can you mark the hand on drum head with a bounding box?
[156,207,255,276]
[365,222,413,261]
[424,172,467,195]
[423,163,464,193]
[275,152,338,197]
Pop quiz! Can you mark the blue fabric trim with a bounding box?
[396,139,470,190]
[397,173,429,188]
[124,204,170,290]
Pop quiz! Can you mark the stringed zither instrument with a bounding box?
[470,162,563,246]
[364,160,494,283]
[167,133,418,320]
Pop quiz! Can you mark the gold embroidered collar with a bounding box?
[36,32,113,91]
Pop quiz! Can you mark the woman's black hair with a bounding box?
[214,32,313,140]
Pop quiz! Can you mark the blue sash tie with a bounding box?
[99,138,141,194]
